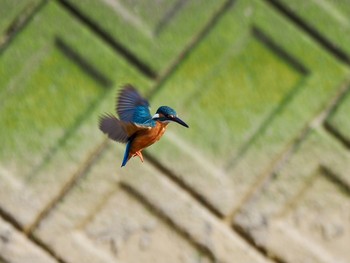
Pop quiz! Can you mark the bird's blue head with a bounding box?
[152,106,189,128]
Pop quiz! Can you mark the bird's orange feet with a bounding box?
[133,151,144,162]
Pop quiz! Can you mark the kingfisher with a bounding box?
[99,84,189,167]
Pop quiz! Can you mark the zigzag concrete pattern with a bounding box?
[0,0,349,262]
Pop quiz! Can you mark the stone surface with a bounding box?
[234,128,350,263]
[0,216,57,263]
[0,0,350,262]
[35,145,212,263]
[121,159,273,263]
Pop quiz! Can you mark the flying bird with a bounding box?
[99,85,189,167]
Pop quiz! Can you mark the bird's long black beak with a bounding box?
[171,116,189,128]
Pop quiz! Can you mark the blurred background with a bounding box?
[1,0,350,262]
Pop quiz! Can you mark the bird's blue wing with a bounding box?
[117,85,154,127]
[132,106,156,127]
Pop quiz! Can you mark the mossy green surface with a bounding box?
[151,31,302,162]
[150,0,347,166]
[327,90,350,143]
[275,0,350,56]
[0,0,41,35]
[0,1,151,178]
[146,0,349,214]
[64,0,227,71]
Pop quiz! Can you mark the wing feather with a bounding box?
[117,84,154,127]
[99,114,151,143]
[99,114,129,143]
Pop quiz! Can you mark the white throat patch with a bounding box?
[152,113,160,119]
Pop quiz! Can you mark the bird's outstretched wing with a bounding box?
[117,84,155,127]
[99,113,151,143]
[99,114,129,143]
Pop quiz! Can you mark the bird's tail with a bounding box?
[121,139,133,167]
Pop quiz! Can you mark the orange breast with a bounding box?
[130,122,168,155]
